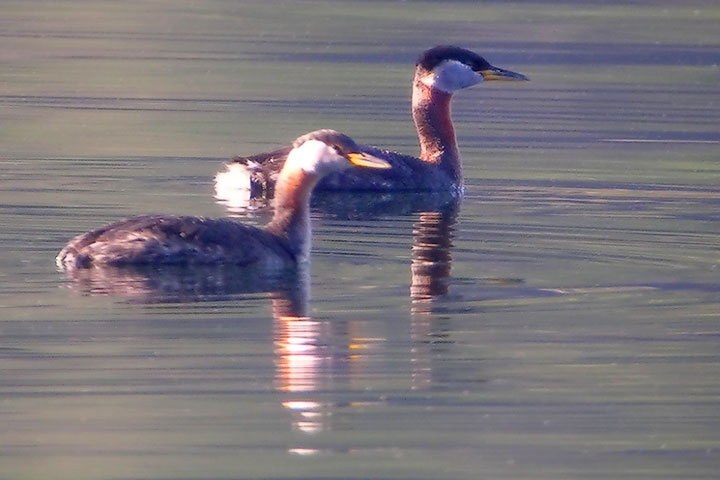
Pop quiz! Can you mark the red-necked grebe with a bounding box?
[215,45,528,204]
[56,130,390,270]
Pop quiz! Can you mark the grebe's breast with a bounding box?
[56,214,295,270]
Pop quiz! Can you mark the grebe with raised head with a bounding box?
[57,130,391,270]
[215,45,528,205]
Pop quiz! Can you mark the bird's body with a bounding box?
[217,143,458,199]
[56,214,297,270]
[214,45,527,205]
[57,130,391,270]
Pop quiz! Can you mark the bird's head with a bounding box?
[416,45,529,93]
[287,129,391,177]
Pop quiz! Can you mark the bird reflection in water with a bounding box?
[274,204,461,448]
[57,262,303,303]
[271,277,339,440]
[58,200,463,453]
[410,208,457,303]
[409,204,459,390]
[59,261,342,452]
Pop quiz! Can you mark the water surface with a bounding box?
[1,1,719,479]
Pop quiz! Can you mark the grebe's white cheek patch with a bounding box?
[425,60,482,93]
[290,140,345,176]
[285,140,327,174]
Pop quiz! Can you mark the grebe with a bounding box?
[56,130,390,270]
[215,45,528,204]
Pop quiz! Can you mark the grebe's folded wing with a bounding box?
[57,215,295,268]
[224,144,449,193]
[318,145,456,192]
[225,145,293,196]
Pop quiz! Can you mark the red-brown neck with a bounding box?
[265,168,319,261]
[411,78,462,183]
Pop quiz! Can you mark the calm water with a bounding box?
[2,1,719,479]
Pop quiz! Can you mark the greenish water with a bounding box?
[1,1,719,479]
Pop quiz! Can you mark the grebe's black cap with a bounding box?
[417,45,491,71]
[292,129,358,153]
[417,45,529,81]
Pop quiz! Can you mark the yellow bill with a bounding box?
[347,152,392,169]
[478,66,529,82]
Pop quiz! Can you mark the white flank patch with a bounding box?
[214,163,252,208]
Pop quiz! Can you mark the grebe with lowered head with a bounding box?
[215,45,528,204]
[57,130,390,270]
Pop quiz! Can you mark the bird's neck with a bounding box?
[265,168,318,262]
[411,78,461,184]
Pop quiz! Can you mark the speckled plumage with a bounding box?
[57,215,295,269]
[232,144,460,198]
